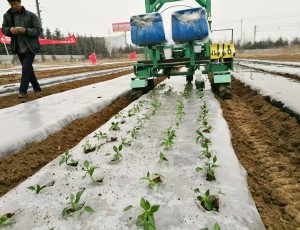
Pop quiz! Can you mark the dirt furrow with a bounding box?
[217,78,300,230]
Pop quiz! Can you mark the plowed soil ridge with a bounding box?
[217,78,300,230]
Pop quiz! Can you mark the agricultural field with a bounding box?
[0,52,299,229]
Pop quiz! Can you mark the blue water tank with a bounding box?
[130,13,166,46]
[172,7,209,43]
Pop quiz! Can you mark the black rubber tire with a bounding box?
[186,75,193,84]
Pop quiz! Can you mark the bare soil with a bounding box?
[216,78,300,230]
[237,46,300,62]
[0,56,299,229]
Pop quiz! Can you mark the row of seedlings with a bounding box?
[124,83,193,230]
[194,90,222,230]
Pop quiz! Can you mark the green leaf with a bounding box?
[197,196,204,202]
[59,158,65,166]
[196,167,203,172]
[200,228,209,230]
[119,145,123,151]
[205,189,210,197]
[214,223,221,230]
[27,186,36,191]
[194,188,200,193]
[123,205,134,212]
[213,156,217,163]
[75,189,85,204]
[83,160,89,169]
[145,199,151,210]
[148,215,156,228]
[140,197,147,210]
[70,194,75,202]
[113,145,118,152]
[150,205,160,213]
[62,207,68,218]
[84,206,94,213]
[204,199,213,211]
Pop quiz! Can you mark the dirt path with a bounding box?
[217,78,300,230]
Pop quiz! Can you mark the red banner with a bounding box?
[112,22,130,32]
[39,34,77,45]
[0,29,77,45]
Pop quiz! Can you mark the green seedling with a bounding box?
[194,188,220,212]
[164,86,174,96]
[111,144,123,162]
[109,122,120,131]
[121,137,132,146]
[27,181,55,194]
[156,83,166,90]
[200,103,209,117]
[196,156,220,181]
[197,120,212,133]
[149,89,157,99]
[0,213,14,226]
[131,126,141,139]
[196,129,205,144]
[201,144,212,159]
[137,114,151,126]
[160,127,176,150]
[140,171,164,192]
[62,189,94,218]
[181,83,193,98]
[93,131,108,143]
[151,99,161,115]
[200,223,221,230]
[82,139,96,154]
[124,197,160,230]
[59,150,78,167]
[82,160,99,183]
[159,152,168,163]
[197,91,205,99]
[128,104,141,117]
[115,112,126,124]
[175,100,185,126]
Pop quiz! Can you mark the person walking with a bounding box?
[2,0,43,98]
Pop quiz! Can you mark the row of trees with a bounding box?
[0,28,112,57]
[235,37,300,50]
[1,27,299,56]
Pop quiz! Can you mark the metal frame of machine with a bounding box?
[131,0,235,99]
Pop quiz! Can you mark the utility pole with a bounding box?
[254,25,257,43]
[35,0,42,25]
[240,19,243,45]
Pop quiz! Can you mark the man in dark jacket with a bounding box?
[2,0,43,98]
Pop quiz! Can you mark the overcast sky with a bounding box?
[1,0,300,43]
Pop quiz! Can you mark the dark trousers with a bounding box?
[17,52,41,94]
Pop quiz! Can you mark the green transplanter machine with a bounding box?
[130,0,235,99]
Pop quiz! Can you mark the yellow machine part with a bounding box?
[210,42,235,59]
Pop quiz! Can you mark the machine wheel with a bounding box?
[186,75,193,84]
[147,78,155,89]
